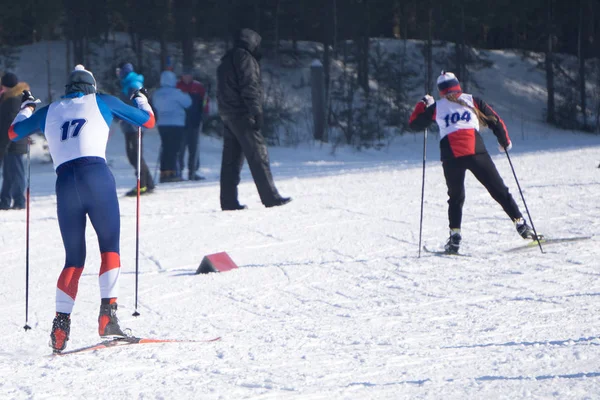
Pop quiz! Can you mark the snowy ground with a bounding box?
[1,117,600,399]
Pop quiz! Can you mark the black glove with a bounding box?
[21,90,41,110]
[130,87,149,100]
[253,113,263,130]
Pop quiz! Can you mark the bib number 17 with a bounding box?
[61,119,87,141]
[443,111,471,128]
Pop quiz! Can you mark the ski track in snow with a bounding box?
[1,128,599,399]
[1,44,600,399]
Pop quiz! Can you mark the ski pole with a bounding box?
[153,145,161,184]
[418,128,428,258]
[24,138,32,331]
[504,149,544,253]
[133,127,142,316]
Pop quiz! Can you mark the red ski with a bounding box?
[54,336,221,356]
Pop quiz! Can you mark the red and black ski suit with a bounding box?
[409,93,524,230]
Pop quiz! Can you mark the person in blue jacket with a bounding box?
[152,70,192,182]
[117,62,155,196]
[9,65,155,353]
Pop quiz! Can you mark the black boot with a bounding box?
[444,229,462,254]
[264,197,292,208]
[98,302,126,338]
[50,312,71,353]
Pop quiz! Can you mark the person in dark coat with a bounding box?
[117,62,155,196]
[0,72,29,210]
[177,68,206,181]
[216,28,291,210]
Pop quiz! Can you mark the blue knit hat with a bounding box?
[119,63,134,79]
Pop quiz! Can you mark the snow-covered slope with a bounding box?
[1,38,600,399]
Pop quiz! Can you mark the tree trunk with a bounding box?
[546,1,555,124]
[160,31,169,72]
[578,0,587,127]
[456,3,467,92]
[425,3,433,94]
[358,0,370,95]
[66,38,71,80]
[274,0,280,55]
[332,0,337,56]
[136,36,144,73]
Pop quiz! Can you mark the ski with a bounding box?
[54,335,221,356]
[506,236,592,252]
[422,246,471,257]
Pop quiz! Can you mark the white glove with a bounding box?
[21,90,41,110]
[498,142,512,152]
[421,94,434,108]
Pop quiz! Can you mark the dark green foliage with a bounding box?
[0,0,599,134]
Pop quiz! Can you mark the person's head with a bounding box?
[181,67,194,84]
[65,65,97,96]
[117,62,134,80]
[1,72,18,90]
[437,71,462,97]
[160,70,178,87]
[234,28,262,58]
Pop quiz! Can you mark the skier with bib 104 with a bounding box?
[409,71,535,254]
[8,65,155,353]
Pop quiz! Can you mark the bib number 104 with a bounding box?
[443,111,471,128]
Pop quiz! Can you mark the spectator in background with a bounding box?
[152,70,191,183]
[217,28,291,210]
[117,62,155,196]
[176,68,206,181]
[0,72,29,210]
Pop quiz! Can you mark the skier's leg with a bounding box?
[469,153,523,221]
[82,162,121,301]
[442,159,467,230]
[81,161,126,337]
[55,166,87,315]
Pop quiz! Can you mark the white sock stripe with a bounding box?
[56,288,75,314]
[99,268,120,299]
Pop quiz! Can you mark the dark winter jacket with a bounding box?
[0,82,31,156]
[409,94,510,162]
[177,79,206,129]
[217,29,263,120]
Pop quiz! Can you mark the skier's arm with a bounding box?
[9,105,49,141]
[97,93,155,129]
[473,97,510,148]
[409,96,436,132]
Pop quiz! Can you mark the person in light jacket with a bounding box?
[152,70,192,183]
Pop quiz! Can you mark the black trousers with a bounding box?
[442,152,522,230]
[124,130,154,189]
[220,116,281,208]
[158,126,185,173]
[178,124,201,175]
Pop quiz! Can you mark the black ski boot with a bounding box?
[515,218,535,239]
[444,229,462,254]
[50,312,71,353]
[98,302,126,338]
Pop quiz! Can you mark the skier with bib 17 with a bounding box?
[409,71,535,254]
[8,65,155,353]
